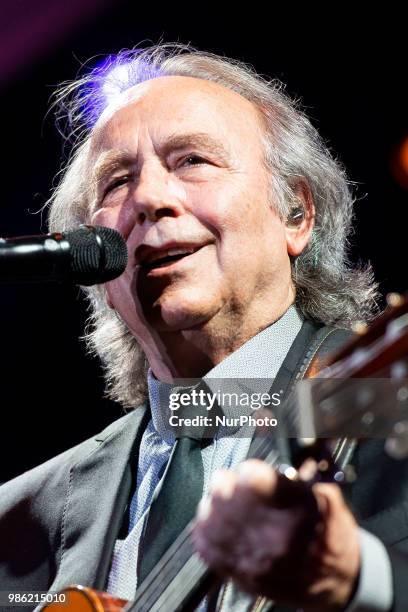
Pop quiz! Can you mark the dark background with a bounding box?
[1,4,407,482]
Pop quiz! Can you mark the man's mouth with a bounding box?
[139,245,204,271]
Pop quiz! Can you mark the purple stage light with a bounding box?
[78,52,163,129]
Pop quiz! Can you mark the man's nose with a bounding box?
[131,164,184,223]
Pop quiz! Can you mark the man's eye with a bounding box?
[180,155,208,167]
[105,176,131,195]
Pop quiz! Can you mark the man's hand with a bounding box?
[193,459,361,611]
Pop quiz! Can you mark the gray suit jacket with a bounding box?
[0,407,149,599]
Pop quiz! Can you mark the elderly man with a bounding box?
[1,44,406,612]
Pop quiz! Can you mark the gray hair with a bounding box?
[48,43,379,407]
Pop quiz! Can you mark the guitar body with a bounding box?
[41,586,127,612]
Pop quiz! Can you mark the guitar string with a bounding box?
[126,521,198,611]
[149,555,207,612]
[155,563,209,612]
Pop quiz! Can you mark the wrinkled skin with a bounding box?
[89,76,314,381]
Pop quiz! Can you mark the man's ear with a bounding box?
[284,181,315,257]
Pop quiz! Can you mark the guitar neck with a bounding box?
[129,553,215,612]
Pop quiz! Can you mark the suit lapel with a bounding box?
[49,406,149,593]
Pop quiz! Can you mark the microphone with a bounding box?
[0,225,128,286]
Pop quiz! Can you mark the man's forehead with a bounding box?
[92,75,262,142]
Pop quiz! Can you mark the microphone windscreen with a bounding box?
[64,226,128,285]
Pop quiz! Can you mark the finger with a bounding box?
[195,498,241,547]
[298,458,318,482]
[236,460,318,515]
[310,483,360,567]
[207,469,250,522]
[235,459,278,497]
[193,531,236,574]
[208,468,268,525]
[312,482,347,518]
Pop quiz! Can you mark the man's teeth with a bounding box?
[146,247,196,264]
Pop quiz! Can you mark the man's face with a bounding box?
[89,76,295,345]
